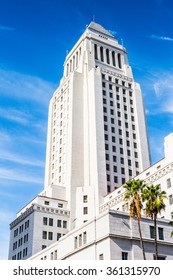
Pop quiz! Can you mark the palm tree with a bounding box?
[142,184,167,260]
[123,179,146,260]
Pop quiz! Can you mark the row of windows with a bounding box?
[12,247,28,260]
[44,201,63,208]
[13,220,29,237]
[43,217,68,228]
[42,231,66,241]
[74,231,87,249]
[102,74,132,88]
[150,226,164,240]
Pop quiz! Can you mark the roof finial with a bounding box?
[121,38,124,47]
[93,14,95,22]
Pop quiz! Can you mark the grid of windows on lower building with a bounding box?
[13,219,30,237]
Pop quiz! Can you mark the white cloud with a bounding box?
[0,150,44,167]
[0,108,30,125]
[0,168,43,184]
[0,68,56,106]
[150,34,173,41]
[153,73,173,113]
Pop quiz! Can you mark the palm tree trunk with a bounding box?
[137,217,146,260]
[154,214,158,260]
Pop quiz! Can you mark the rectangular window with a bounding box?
[83,207,88,215]
[42,231,47,240]
[169,195,173,205]
[74,236,78,249]
[83,195,88,203]
[122,252,128,260]
[167,178,171,188]
[49,218,53,226]
[57,220,62,227]
[63,220,67,228]
[150,226,154,239]
[48,232,53,240]
[158,227,164,240]
[83,231,87,244]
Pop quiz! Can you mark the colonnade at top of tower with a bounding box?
[64,46,82,78]
[94,43,123,69]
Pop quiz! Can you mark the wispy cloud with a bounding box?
[150,34,173,41]
[0,108,30,125]
[0,69,56,106]
[0,24,15,31]
[0,167,43,184]
[153,73,173,113]
[0,150,44,167]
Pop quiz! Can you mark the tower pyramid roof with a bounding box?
[88,22,115,38]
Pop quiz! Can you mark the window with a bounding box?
[106,154,109,160]
[99,254,104,260]
[107,174,110,181]
[57,220,61,227]
[114,176,118,183]
[43,217,47,225]
[94,44,98,59]
[110,100,113,106]
[103,107,107,113]
[121,157,124,164]
[112,145,116,152]
[129,169,132,176]
[83,195,88,203]
[42,231,47,240]
[105,134,108,141]
[106,49,110,64]
[49,218,53,226]
[112,136,116,143]
[169,195,173,205]
[58,203,63,208]
[107,185,111,193]
[83,207,88,215]
[110,109,114,115]
[111,127,115,133]
[63,221,67,228]
[83,231,87,244]
[100,47,104,61]
[106,164,110,171]
[42,245,47,250]
[121,168,125,174]
[111,118,114,124]
[57,233,61,241]
[114,166,117,172]
[158,227,164,240]
[150,226,154,239]
[127,149,131,155]
[74,236,78,249]
[48,232,53,240]
[122,178,125,184]
[109,84,112,90]
[167,178,171,188]
[113,156,116,162]
[120,147,123,154]
[122,252,128,260]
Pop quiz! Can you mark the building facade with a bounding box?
[44,21,150,229]
[8,22,173,260]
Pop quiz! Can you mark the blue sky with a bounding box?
[0,0,173,259]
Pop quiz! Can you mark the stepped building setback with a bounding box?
[8,22,173,260]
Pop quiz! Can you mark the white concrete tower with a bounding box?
[44,22,151,228]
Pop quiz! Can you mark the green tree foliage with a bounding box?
[123,179,146,260]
